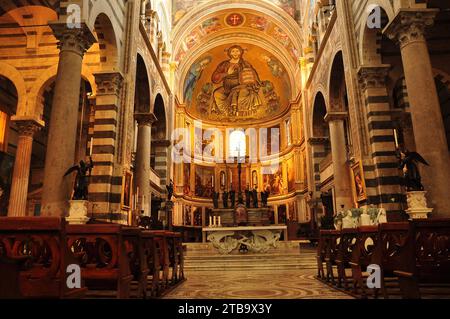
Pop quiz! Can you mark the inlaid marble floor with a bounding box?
[164,269,353,299]
[164,246,353,299]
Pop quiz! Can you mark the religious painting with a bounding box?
[252,170,258,188]
[193,208,202,226]
[350,161,367,205]
[262,166,283,196]
[286,157,295,192]
[0,152,13,216]
[184,44,291,123]
[302,152,308,187]
[121,171,133,211]
[220,171,226,189]
[195,166,214,198]
[184,205,192,226]
[288,202,296,221]
[183,163,191,196]
[278,204,287,224]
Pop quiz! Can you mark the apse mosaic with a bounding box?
[174,11,300,63]
[173,0,297,25]
[183,44,291,123]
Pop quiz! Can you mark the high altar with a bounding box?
[203,204,287,254]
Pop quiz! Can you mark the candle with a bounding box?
[209,216,212,226]
[89,137,94,156]
[218,216,221,227]
[394,129,399,148]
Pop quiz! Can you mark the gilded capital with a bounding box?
[384,9,438,49]
[50,22,96,57]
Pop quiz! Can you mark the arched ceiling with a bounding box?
[173,0,303,125]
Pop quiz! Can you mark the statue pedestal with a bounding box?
[67,200,89,225]
[406,191,432,219]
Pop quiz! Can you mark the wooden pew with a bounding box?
[316,230,328,280]
[67,224,143,299]
[349,225,378,298]
[146,231,170,295]
[0,217,86,299]
[370,222,410,299]
[394,219,450,299]
[123,227,149,299]
[141,230,162,297]
[166,232,182,285]
[322,230,341,285]
[335,228,358,289]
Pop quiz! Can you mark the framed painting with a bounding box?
[350,161,367,206]
[121,171,133,211]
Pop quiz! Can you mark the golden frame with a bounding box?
[121,171,133,211]
[350,161,367,207]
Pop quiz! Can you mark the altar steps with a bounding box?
[183,243,317,271]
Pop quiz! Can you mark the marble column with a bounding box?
[325,112,353,210]
[8,118,44,217]
[385,9,450,216]
[135,113,157,217]
[41,23,95,217]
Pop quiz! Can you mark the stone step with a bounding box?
[182,242,317,272]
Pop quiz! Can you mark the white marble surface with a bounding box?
[203,225,287,232]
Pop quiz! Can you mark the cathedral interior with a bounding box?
[0,0,450,301]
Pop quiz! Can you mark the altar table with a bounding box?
[202,226,288,254]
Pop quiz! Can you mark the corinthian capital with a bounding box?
[50,22,96,57]
[11,116,45,137]
[358,65,391,90]
[384,9,438,49]
[135,113,157,126]
[94,71,124,96]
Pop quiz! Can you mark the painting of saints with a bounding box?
[211,45,263,117]
[184,56,212,104]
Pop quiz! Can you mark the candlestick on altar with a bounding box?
[218,216,222,227]
[209,216,212,226]
[89,137,94,156]
[394,129,399,148]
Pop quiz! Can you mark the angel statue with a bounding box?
[166,179,174,201]
[64,157,94,200]
[399,150,430,191]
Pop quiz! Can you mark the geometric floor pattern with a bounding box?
[163,268,353,299]
[164,244,353,299]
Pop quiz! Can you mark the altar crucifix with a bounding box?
[234,145,249,205]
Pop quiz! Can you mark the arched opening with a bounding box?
[151,94,168,183]
[329,52,352,156]
[312,92,330,153]
[0,76,18,216]
[229,130,246,158]
[92,13,119,70]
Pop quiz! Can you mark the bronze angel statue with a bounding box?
[399,150,430,191]
[64,157,94,200]
[166,179,174,201]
